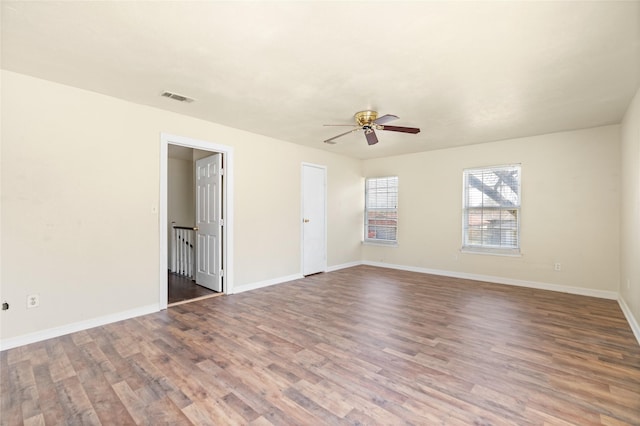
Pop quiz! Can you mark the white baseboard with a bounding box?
[232,273,304,294]
[618,296,640,346]
[326,261,362,272]
[0,304,159,352]
[361,261,619,300]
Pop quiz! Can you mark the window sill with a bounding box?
[461,247,522,257]
[362,240,399,248]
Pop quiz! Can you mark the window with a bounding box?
[365,176,398,244]
[463,165,521,254]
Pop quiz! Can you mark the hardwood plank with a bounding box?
[111,380,148,424]
[31,364,66,425]
[221,392,261,423]
[292,379,353,418]
[54,375,101,425]
[22,413,45,426]
[46,340,77,383]
[1,358,26,425]
[76,366,136,425]
[143,396,192,425]
[181,397,248,425]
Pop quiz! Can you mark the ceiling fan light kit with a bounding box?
[324,110,420,146]
[354,110,379,126]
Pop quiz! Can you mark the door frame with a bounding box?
[160,133,234,309]
[300,162,327,276]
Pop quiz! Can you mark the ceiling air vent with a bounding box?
[160,91,195,103]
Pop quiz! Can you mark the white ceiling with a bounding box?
[2,1,639,159]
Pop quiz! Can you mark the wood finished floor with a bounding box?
[2,265,639,425]
[168,273,217,305]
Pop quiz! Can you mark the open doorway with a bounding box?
[167,146,221,304]
[160,133,234,310]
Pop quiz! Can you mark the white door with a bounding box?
[302,164,326,276]
[195,154,223,291]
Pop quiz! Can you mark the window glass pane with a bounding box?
[465,209,518,248]
[367,177,398,208]
[466,168,519,208]
[367,226,397,241]
[365,176,398,243]
[463,165,520,252]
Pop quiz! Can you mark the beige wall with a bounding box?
[167,157,195,230]
[621,87,640,329]
[362,125,621,293]
[167,157,195,264]
[0,71,362,341]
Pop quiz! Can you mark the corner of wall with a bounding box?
[618,295,640,346]
[620,85,640,347]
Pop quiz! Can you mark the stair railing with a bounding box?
[171,222,196,279]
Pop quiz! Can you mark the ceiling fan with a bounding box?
[323,110,420,145]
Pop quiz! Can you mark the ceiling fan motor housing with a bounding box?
[355,110,378,126]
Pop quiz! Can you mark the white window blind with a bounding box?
[365,176,398,243]
[463,165,521,254]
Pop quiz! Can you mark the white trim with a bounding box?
[160,133,235,304]
[160,140,169,307]
[362,240,399,247]
[326,261,362,272]
[361,261,619,300]
[233,274,304,294]
[0,304,158,351]
[460,248,522,257]
[618,296,640,346]
[301,162,328,276]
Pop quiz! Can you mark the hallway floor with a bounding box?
[168,273,217,305]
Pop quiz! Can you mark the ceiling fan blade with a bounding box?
[373,114,399,125]
[365,129,379,145]
[324,128,359,144]
[380,125,421,134]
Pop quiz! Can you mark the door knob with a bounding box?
[303,219,310,223]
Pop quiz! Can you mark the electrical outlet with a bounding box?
[554,263,562,271]
[27,294,39,308]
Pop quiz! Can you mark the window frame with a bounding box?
[462,164,521,256]
[364,176,399,245]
